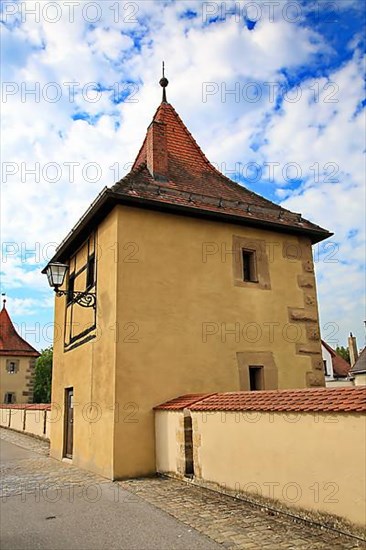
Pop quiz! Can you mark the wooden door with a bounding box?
[64,388,74,458]
[184,415,194,477]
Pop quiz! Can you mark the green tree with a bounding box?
[335,345,350,364]
[33,346,53,403]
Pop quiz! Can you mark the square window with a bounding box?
[232,236,271,290]
[242,250,257,282]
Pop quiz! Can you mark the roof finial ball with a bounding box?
[159,61,169,103]
[2,293,6,308]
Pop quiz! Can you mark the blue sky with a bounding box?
[1,0,365,351]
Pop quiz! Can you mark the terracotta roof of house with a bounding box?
[154,393,217,411]
[0,301,40,357]
[321,339,351,377]
[155,387,366,413]
[46,92,332,266]
[350,347,366,375]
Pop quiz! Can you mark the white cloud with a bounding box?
[1,0,365,348]
[0,256,49,291]
[5,296,53,317]
[263,52,366,345]
[89,28,134,60]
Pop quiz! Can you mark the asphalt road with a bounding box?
[0,439,220,550]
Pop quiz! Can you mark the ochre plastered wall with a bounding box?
[0,407,11,427]
[190,410,365,527]
[0,406,50,439]
[326,379,354,388]
[113,206,324,478]
[353,373,366,386]
[52,204,324,479]
[50,209,119,479]
[155,410,185,475]
[0,356,35,404]
[24,408,48,438]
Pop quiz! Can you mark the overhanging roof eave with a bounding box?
[43,190,333,268]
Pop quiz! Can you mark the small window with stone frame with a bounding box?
[6,360,19,374]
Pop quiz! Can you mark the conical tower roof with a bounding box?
[0,300,40,357]
[111,100,331,241]
[45,76,332,265]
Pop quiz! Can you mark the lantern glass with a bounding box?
[46,269,53,288]
[46,263,68,289]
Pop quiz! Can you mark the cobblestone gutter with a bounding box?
[120,477,366,550]
[171,474,366,543]
[1,428,364,550]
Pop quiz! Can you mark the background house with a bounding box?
[350,345,366,386]
[44,82,332,480]
[321,339,352,387]
[0,299,40,404]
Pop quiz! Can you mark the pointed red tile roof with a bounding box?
[132,102,253,192]
[0,301,40,357]
[131,102,283,204]
[110,101,331,243]
[46,95,332,266]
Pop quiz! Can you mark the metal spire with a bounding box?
[159,61,169,103]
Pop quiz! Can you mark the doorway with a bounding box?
[64,388,74,458]
[184,414,194,477]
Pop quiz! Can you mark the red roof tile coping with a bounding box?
[154,393,217,411]
[156,387,366,413]
[0,303,40,357]
[0,404,51,410]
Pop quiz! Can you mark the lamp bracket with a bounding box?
[55,290,96,309]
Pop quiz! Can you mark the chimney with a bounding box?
[348,332,359,367]
[146,120,168,181]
